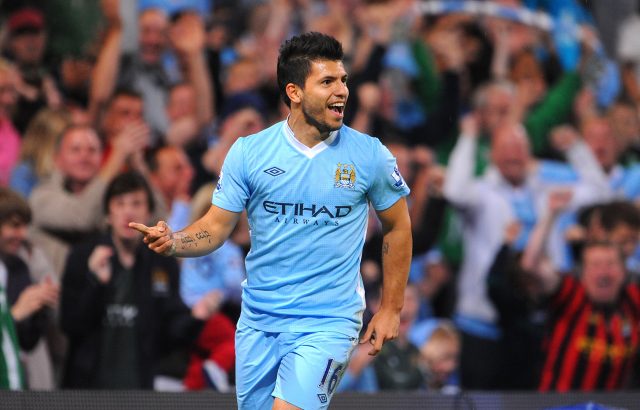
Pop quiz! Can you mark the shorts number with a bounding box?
[319,359,345,395]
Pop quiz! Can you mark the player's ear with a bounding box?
[286,83,302,104]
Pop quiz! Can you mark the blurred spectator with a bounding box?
[373,285,424,390]
[3,6,62,134]
[536,241,640,391]
[618,5,640,105]
[412,251,453,320]
[416,319,461,393]
[406,145,453,318]
[487,193,568,390]
[180,186,240,391]
[607,100,640,166]
[575,201,640,275]
[89,1,213,143]
[40,0,102,63]
[165,83,204,148]
[221,58,264,98]
[494,189,640,392]
[339,284,426,392]
[444,119,609,389]
[580,116,640,200]
[29,125,144,278]
[179,183,245,313]
[10,108,72,198]
[98,88,151,166]
[56,54,95,109]
[60,171,215,389]
[0,187,58,390]
[147,145,195,230]
[0,58,21,187]
[201,93,267,178]
[164,83,213,191]
[0,260,24,390]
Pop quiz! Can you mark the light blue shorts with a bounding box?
[235,322,358,410]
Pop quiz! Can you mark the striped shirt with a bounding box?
[539,276,640,391]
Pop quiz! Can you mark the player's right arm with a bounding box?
[129,204,240,258]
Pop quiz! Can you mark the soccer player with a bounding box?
[130,32,412,409]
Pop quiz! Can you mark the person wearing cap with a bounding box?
[3,6,62,134]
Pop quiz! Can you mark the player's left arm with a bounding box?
[360,197,412,356]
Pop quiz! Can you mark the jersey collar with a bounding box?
[282,119,338,159]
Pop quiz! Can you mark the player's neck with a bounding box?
[287,113,331,148]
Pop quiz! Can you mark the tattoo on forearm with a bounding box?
[177,233,197,250]
[195,229,212,244]
[382,242,389,254]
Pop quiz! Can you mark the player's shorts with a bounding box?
[235,322,359,410]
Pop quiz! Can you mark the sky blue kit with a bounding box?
[212,120,410,408]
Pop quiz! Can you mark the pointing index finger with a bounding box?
[129,222,151,234]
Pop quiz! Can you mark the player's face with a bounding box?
[300,59,348,133]
[108,189,151,241]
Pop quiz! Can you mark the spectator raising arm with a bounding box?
[520,189,572,294]
[443,114,481,208]
[551,125,613,206]
[170,12,214,126]
[88,0,123,125]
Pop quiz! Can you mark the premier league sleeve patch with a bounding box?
[391,166,406,189]
[367,142,410,211]
[214,170,224,194]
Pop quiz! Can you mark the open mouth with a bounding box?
[328,102,345,116]
[596,277,613,288]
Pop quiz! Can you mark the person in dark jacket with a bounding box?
[60,171,217,389]
[0,188,57,355]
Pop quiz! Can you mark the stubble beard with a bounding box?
[302,103,341,137]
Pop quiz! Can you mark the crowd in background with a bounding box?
[2,0,640,394]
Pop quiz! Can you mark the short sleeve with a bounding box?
[367,140,411,211]
[211,138,250,212]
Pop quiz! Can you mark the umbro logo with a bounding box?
[264,167,285,176]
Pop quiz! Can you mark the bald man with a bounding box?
[443,118,610,389]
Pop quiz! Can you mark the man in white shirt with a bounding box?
[443,117,610,389]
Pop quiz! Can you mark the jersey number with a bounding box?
[319,358,344,395]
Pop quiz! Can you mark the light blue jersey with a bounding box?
[212,120,410,339]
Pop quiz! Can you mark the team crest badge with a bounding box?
[334,163,356,189]
[152,268,169,294]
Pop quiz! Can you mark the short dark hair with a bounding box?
[145,145,164,174]
[0,187,31,225]
[103,171,155,214]
[107,87,143,108]
[600,200,640,232]
[276,32,344,107]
